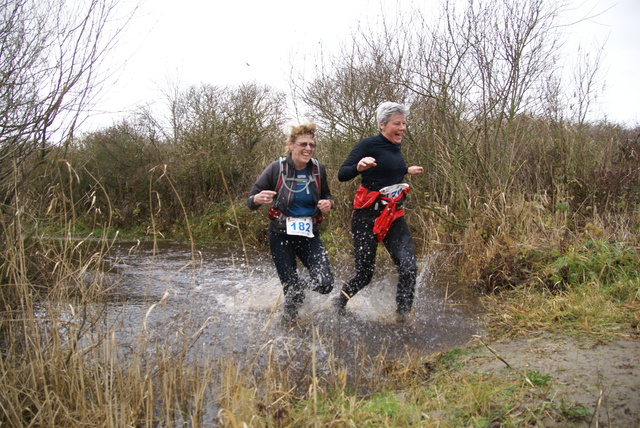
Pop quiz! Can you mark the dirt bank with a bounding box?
[461,333,639,427]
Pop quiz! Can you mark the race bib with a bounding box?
[286,217,314,238]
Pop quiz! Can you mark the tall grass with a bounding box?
[3,190,635,427]
[2,121,639,426]
[0,162,221,426]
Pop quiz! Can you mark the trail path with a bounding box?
[463,333,639,427]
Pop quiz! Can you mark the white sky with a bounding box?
[84,0,640,132]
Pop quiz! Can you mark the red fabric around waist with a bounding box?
[372,203,405,241]
[353,184,380,209]
[352,184,410,241]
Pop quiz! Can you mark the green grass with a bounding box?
[244,347,582,428]
[479,238,639,338]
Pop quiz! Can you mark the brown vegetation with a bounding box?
[1,0,638,426]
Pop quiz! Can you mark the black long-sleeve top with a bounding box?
[338,133,408,191]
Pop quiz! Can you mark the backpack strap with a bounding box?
[268,157,324,224]
[277,157,316,194]
[275,156,287,192]
[310,158,321,190]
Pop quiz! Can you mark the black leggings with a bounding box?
[342,207,417,313]
[269,230,334,306]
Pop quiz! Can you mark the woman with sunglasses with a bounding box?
[248,122,334,322]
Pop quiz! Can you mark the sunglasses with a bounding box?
[296,142,316,149]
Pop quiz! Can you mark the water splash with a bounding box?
[102,241,484,362]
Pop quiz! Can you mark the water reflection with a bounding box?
[103,240,484,366]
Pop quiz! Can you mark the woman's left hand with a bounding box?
[317,199,332,213]
[408,166,424,175]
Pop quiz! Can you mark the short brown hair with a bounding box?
[287,122,316,144]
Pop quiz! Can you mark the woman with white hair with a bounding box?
[335,101,424,321]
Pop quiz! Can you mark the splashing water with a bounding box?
[100,240,484,363]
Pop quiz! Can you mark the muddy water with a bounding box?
[103,240,484,368]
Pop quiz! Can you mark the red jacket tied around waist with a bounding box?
[352,183,410,241]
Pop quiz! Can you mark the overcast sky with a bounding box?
[84,0,640,132]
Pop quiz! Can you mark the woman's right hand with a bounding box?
[254,190,277,205]
[357,157,377,172]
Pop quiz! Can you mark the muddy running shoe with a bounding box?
[396,309,411,324]
[332,293,348,316]
[281,310,298,324]
[282,299,301,324]
[311,281,333,294]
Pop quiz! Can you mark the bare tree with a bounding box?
[0,0,132,206]
[291,25,414,173]
[165,82,288,205]
[293,0,613,222]
[569,44,605,131]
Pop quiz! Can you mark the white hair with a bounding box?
[376,102,409,129]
